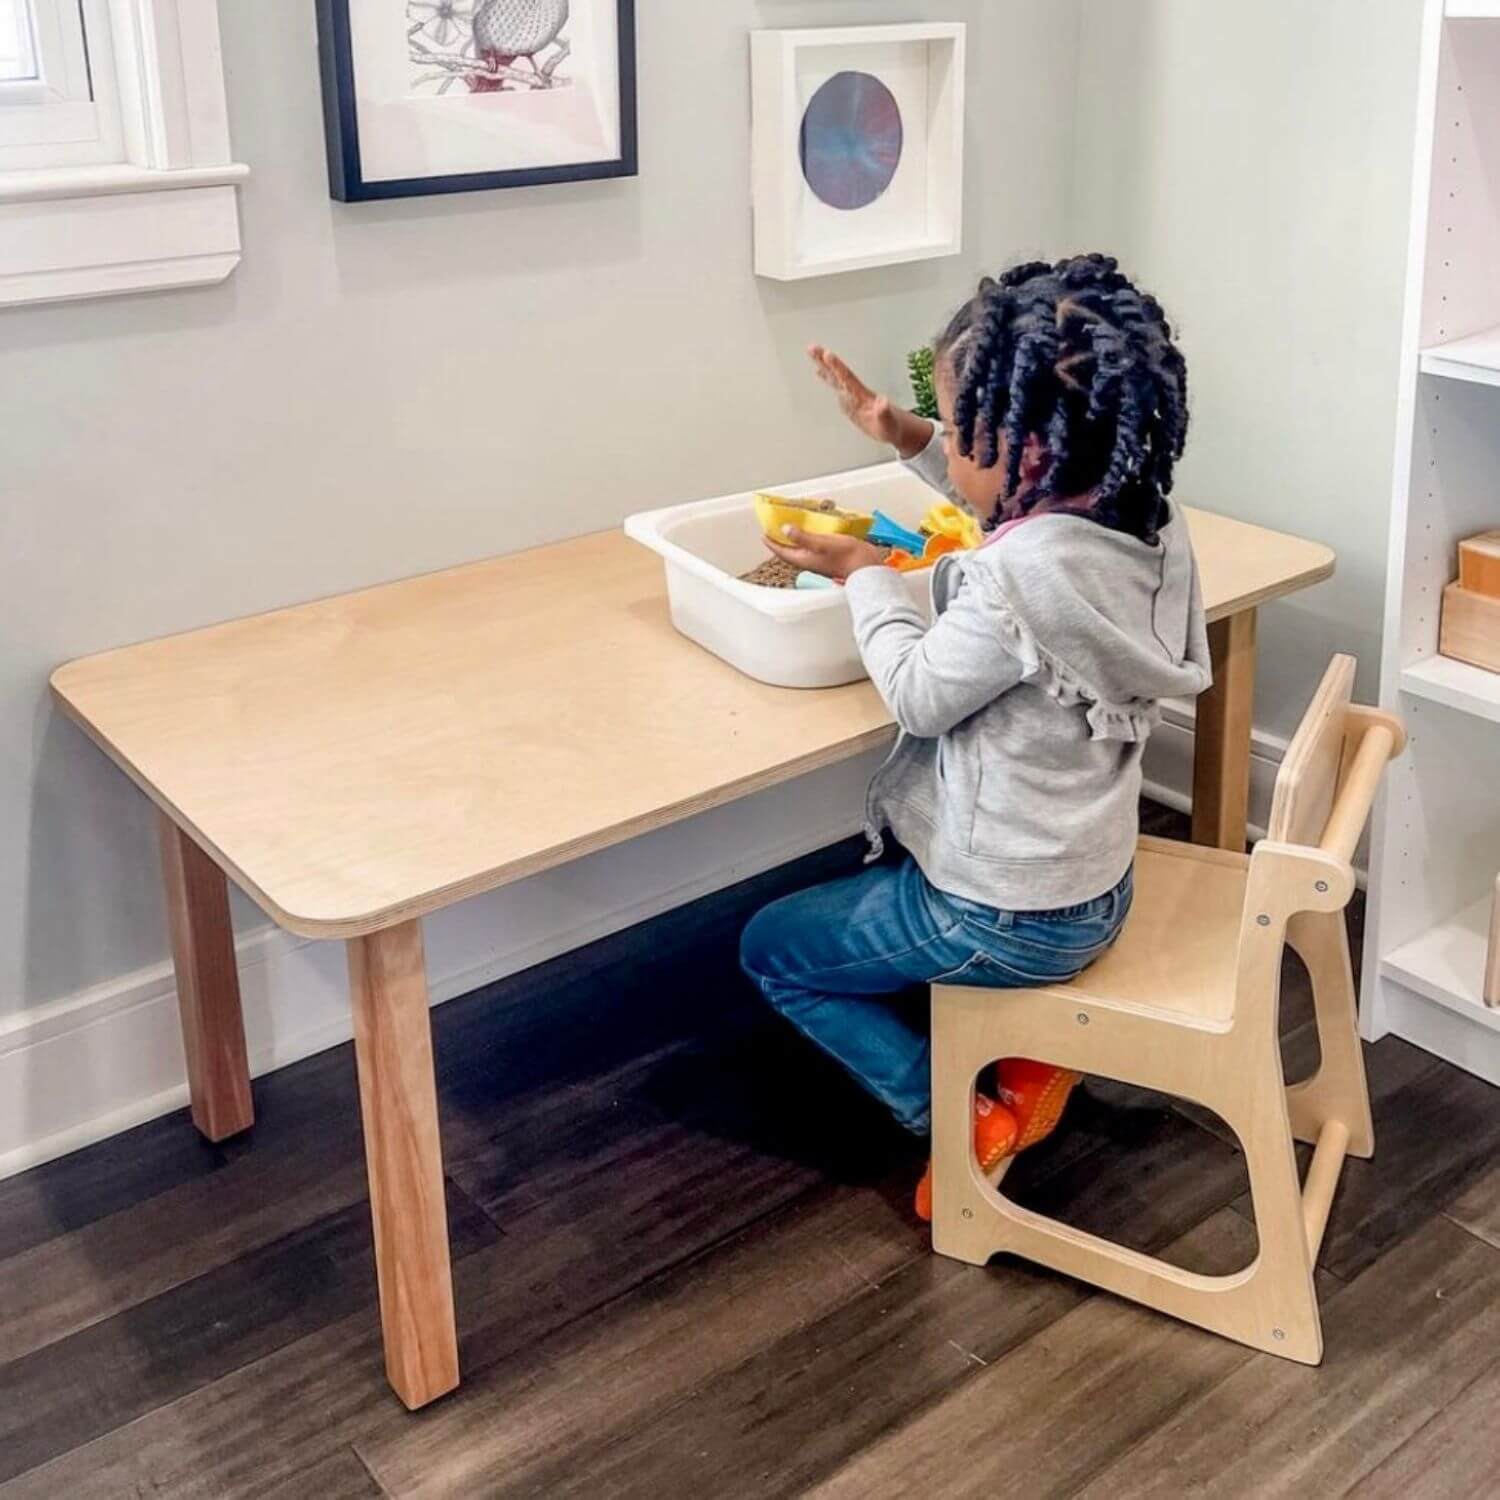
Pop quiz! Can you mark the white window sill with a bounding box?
[0,161,248,204]
[0,161,249,306]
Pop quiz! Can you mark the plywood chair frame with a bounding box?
[930,655,1404,1365]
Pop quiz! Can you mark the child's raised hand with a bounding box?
[808,345,901,445]
[808,346,935,461]
[765,525,888,582]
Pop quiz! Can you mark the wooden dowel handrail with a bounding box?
[1320,726,1397,866]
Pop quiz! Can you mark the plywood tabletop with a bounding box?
[1186,507,1335,623]
[51,533,896,938]
[51,505,1333,939]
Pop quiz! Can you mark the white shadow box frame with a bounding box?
[751,23,965,282]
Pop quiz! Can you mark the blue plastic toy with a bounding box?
[868,510,927,554]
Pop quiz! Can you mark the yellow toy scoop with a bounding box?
[921,502,984,551]
[754,493,874,541]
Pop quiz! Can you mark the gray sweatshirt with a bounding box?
[844,430,1212,912]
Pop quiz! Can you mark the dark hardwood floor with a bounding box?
[2,804,1498,1498]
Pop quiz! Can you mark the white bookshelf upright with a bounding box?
[1362,0,1500,1083]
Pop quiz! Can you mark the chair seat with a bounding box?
[1052,836,1249,1027]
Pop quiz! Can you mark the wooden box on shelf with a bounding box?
[1459,530,1500,598]
[1440,582,1500,673]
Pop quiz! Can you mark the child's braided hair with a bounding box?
[935,254,1188,544]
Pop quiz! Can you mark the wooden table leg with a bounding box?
[1191,610,1258,853]
[158,813,254,1141]
[347,920,460,1410]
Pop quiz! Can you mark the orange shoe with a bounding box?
[972,1089,1021,1169]
[914,1092,1018,1222]
[996,1059,1083,1152]
[913,1067,1083,1222]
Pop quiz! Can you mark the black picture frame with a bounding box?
[316,0,638,202]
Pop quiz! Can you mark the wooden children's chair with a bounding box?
[929,655,1404,1364]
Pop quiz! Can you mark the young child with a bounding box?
[740,254,1212,1220]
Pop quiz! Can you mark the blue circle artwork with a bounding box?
[799,71,904,213]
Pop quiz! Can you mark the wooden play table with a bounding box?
[50,497,1332,1408]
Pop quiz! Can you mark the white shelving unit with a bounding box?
[1383,897,1500,1025]
[1420,325,1500,384]
[1399,653,1500,723]
[1363,0,1500,1085]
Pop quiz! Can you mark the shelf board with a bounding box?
[1446,0,1500,16]
[1400,655,1500,724]
[1382,897,1500,1033]
[1421,326,1500,386]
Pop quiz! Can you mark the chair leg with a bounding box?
[930,1019,1002,1267]
[930,987,1325,1364]
[1229,1097,1324,1364]
[1286,910,1374,1158]
[935,1125,1323,1362]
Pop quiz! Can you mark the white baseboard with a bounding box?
[0,707,1297,1184]
[1140,697,1287,844]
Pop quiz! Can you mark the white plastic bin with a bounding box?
[625,461,938,689]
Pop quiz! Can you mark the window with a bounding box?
[0,0,247,307]
[0,0,38,82]
[0,0,124,170]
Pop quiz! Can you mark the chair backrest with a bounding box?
[1265,652,1405,871]
[1267,655,1358,850]
[1231,655,1403,1035]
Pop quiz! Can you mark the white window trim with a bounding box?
[0,0,125,167]
[0,0,247,307]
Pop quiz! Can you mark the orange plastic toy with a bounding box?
[884,533,964,574]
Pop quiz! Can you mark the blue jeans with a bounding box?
[740,857,1132,1135]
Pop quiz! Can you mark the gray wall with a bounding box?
[4,0,1433,1035]
[1070,0,1425,739]
[1,2,1081,1019]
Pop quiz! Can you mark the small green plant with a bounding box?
[908,346,939,421]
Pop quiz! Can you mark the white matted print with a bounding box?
[752,25,965,281]
[317,0,637,201]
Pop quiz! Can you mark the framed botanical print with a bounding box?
[316,0,638,201]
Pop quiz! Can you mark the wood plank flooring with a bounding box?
[2,805,1497,1498]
